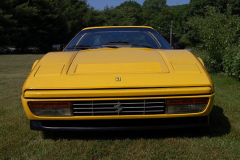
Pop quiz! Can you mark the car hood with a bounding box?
[23,48,213,91]
[67,48,169,75]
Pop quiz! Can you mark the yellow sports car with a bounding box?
[21,26,215,131]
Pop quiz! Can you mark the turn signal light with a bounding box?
[166,98,209,114]
[28,102,72,117]
[28,102,71,108]
[167,98,209,105]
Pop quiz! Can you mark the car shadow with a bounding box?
[42,105,231,140]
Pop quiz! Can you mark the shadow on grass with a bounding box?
[43,105,231,140]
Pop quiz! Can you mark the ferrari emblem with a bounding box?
[115,77,121,81]
[114,102,123,113]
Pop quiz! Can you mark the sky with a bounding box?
[87,0,190,10]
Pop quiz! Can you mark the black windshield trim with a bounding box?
[64,27,172,51]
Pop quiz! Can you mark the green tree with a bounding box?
[0,0,93,52]
[142,0,175,40]
[142,0,167,24]
[103,1,142,26]
[0,0,16,49]
[48,0,91,40]
[116,0,142,25]
[188,6,240,70]
[103,6,123,26]
[227,0,240,15]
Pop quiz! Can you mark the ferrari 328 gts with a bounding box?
[21,26,215,131]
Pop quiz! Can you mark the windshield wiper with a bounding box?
[103,46,119,48]
[137,44,154,48]
[101,41,154,49]
[67,45,97,50]
[100,41,131,48]
[100,41,132,45]
[128,43,153,48]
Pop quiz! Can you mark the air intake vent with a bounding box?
[72,99,166,116]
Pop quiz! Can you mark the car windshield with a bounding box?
[64,27,172,51]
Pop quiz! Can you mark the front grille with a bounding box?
[72,99,166,116]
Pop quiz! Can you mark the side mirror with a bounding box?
[52,44,63,51]
[173,42,185,49]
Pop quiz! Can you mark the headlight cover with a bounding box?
[166,98,209,114]
[28,102,72,117]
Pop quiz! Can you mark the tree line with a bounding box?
[0,0,239,78]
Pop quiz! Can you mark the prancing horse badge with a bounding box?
[115,77,121,81]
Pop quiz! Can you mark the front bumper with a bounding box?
[30,116,208,131]
[22,93,215,120]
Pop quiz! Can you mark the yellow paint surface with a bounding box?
[171,62,201,73]
[35,64,65,77]
[75,63,162,74]
[21,27,215,121]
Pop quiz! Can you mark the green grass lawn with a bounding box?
[0,54,240,159]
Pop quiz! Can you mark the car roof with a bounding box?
[81,26,154,31]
